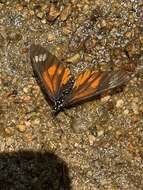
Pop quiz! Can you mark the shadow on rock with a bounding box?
[0,151,71,190]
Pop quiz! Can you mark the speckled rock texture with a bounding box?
[0,0,143,189]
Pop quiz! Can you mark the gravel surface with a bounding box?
[0,0,143,190]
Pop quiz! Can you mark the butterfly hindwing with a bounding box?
[65,70,129,106]
[30,44,72,102]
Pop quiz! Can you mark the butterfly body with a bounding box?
[30,44,130,114]
[53,77,75,113]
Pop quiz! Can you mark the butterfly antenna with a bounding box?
[50,110,65,134]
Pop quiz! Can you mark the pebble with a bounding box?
[88,134,96,145]
[16,124,26,132]
[59,4,72,21]
[123,109,129,115]
[5,127,14,136]
[20,47,28,54]
[101,95,111,103]
[47,32,56,42]
[23,87,29,93]
[15,3,23,11]
[97,130,104,137]
[36,12,44,19]
[66,53,81,64]
[62,26,72,35]
[116,99,124,108]
[132,115,140,123]
[41,19,47,24]
[131,102,139,114]
[46,4,60,22]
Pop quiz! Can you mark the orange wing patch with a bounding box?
[43,64,71,95]
[70,73,103,102]
[90,75,102,88]
[61,68,71,85]
[42,70,54,94]
[73,69,92,88]
[57,65,63,75]
[48,64,57,77]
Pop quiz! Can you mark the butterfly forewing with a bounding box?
[30,44,72,102]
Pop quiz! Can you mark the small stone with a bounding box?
[47,4,60,22]
[101,95,111,103]
[47,32,56,42]
[33,119,40,125]
[115,130,122,139]
[123,109,129,115]
[25,133,33,142]
[20,48,28,54]
[21,95,31,101]
[62,26,72,35]
[97,130,104,137]
[59,4,72,21]
[66,53,81,64]
[5,127,14,136]
[132,115,140,123]
[131,102,139,114]
[16,124,26,132]
[29,10,35,16]
[100,19,107,27]
[125,31,132,38]
[0,3,3,9]
[88,134,96,145]
[116,99,124,108]
[74,143,78,147]
[36,12,44,19]
[16,3,23,11]
[41,19,47,24]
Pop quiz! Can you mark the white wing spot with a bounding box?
[34,56,39,63]
[38,54,43,62]
[42,53,47,61]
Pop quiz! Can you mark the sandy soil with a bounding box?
[0,0,143,189]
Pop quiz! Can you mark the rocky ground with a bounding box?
[0,0,143,190]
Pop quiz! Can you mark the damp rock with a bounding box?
[46,4,60,22]
[59,4,72,21]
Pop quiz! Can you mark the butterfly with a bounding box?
[30,44,130,114]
